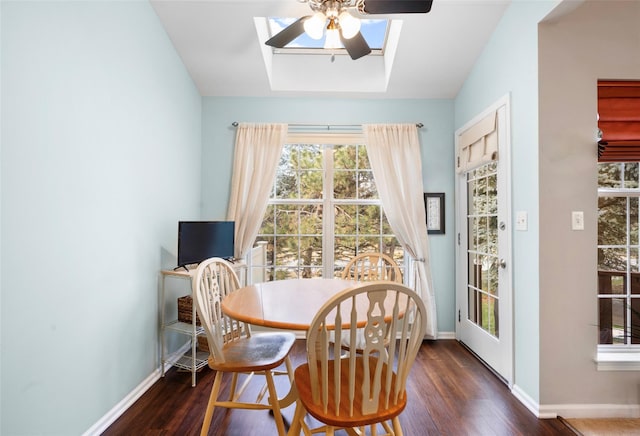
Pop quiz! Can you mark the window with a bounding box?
[267,17,388,54]
[597,163,640,366]
[255,142,404,281]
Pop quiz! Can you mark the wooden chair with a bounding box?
[192,257,296,436]
[337,252,404,351]
[289,281,427,436]
[340,252,403,284]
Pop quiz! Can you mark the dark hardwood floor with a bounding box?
[103,340,575,435]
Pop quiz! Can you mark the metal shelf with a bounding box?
[160,263,246,387]
[165,320,205,336]
[165,348,209,372]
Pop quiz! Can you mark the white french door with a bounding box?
[455,97,513,385]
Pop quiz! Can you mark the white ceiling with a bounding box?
[150,0,511,99]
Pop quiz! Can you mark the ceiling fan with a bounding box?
[265,0,434,60]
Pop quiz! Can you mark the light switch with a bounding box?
[516,211,528,231]
[572,211,584,230]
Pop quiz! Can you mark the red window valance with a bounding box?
[598,80,640,162]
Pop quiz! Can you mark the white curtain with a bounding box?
[363,124,438,339]
[226,123,287,258]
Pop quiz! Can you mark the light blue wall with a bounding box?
[454,1,558,402]
[201,97,457,333]
[1,2,201,434]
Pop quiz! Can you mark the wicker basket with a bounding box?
[197,335,210,353]
[177,295,201,326]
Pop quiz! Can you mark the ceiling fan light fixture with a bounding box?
[338,10,360,39]
[324,18,341,49]
[304,11,327,40]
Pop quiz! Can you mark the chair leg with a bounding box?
[285,355,294,383]
[265,370,286,436]
[229,372,239,401]
[200,371,223,436]
[391,417,402,436]
[287,400,306,436]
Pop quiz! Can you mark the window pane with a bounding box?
[468,287,479,324]
[334,145,355,170]
[481,294,499,338]
[598,247,627,272]
[598,197,627,245]
[632,298,640,344]
[274,267,298,280]
[275,205,298,234]
[335,204,356,235]
[475,176,487,215]
[358,236,379,253]
[468,217,478,251]
[357,145,371,170]
[300,204,322,234]
[335,236,356,264]
[334,170,357,199]
[598,162,622,188]
[469,254,481,289]
[300,170,323,198]
[358,204,381,233]
[487,257,498,296]
[275,236,298,267]
[255,236,274,266]
[477,217,488,254]
[624,162,639,188]
[358,170,377,199]
[383,236,403,262]
[382,211,393,234]
[261,205,275,234]
[488,173,498,214]
[299,236,322,266]
[631,197,639,246]
[299,144,322,169]
[598,271,625,295]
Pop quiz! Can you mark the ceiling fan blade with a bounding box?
[265,17,308,48]
[340,31,372,60]
[360,0,433,14]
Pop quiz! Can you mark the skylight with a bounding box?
[267,17,388,54]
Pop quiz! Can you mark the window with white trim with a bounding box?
[597,162,640,366]
[255,142,404,281]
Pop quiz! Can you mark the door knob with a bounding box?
[499,258,507,269]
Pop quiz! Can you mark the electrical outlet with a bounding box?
[572,211,584,230]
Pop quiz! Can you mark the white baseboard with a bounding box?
[82,369,161,436]
[511,384,640,419]
[82,342,192,436]
[540,403,640,419]
[436,331,456,340]
[511,384,545,417]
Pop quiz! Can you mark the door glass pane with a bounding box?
[467,162,499,338]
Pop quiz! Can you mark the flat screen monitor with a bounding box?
[177,221,235,268]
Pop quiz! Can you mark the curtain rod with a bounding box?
[231,122,424,129]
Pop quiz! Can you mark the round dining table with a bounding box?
[221,278,359,331]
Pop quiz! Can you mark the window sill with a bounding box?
[596,349,640,371]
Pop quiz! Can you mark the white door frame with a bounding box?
[455,94,513,386]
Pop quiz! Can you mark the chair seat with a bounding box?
[208,332,296,373]
[294,356,407,428]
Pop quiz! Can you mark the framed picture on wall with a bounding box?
[424,193,445,234]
